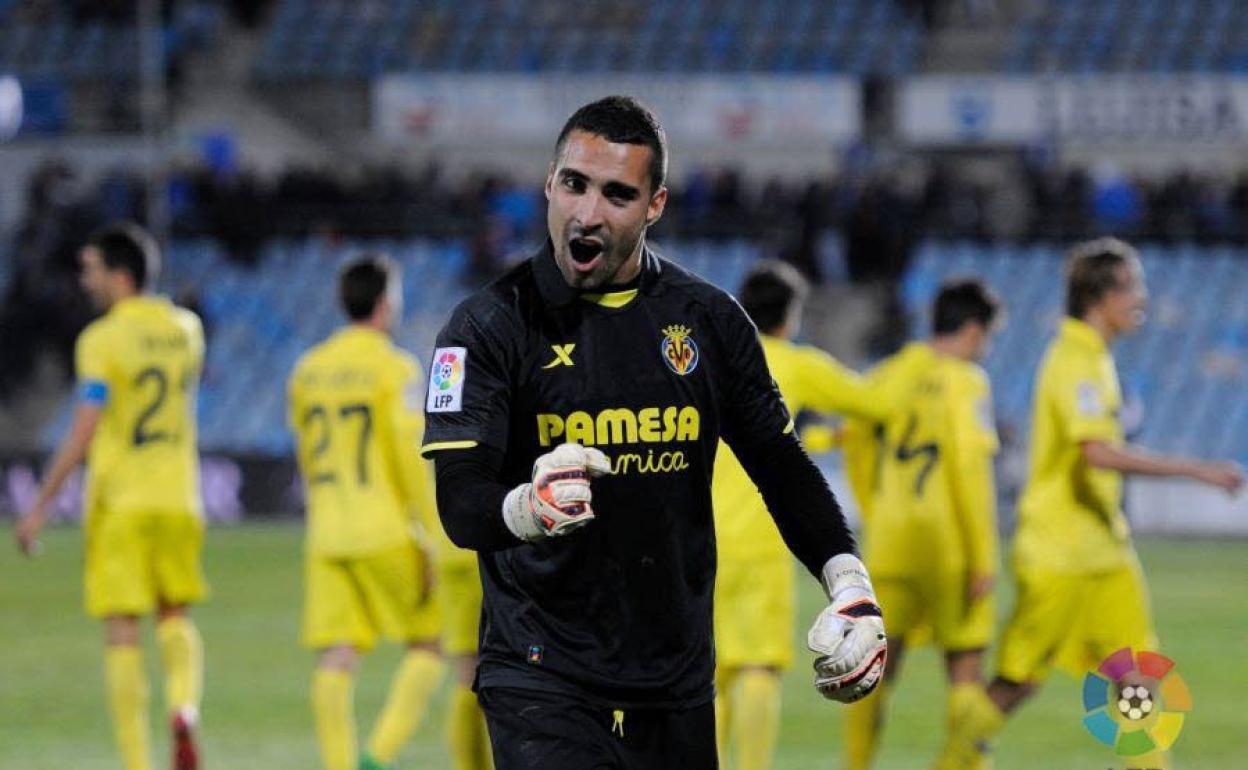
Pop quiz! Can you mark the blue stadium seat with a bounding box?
[253,0,924,80]
[1006,0,1248,72]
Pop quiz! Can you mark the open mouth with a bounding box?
[568,237,605,272]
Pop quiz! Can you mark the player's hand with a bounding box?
[502,442,613,542]
[416,545,436,605]
[967,573,995,604]
[807,553,888,703]
[1192,461,1245,495]
[15,506,47,557]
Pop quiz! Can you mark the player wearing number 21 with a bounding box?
[17,222,207,770]
[288,255,446,770]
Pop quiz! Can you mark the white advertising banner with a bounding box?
[1125,478,1248,536]
[1049,76,1248,143]
[899,77,1043,144]
[374,75,861,148]
[899,76,1248,146]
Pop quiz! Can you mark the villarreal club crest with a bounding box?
[661,325,699,376]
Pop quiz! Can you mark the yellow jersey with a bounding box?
[713,335,892,561]
[864,343,999,578]
[76,296,204,517]
[289,326,437,557]
[839,346,935,523]
[1014,318,1130,574]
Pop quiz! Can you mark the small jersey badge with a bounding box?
[527,644,544,665]
[427,347,466,413]
[660,324,699,376]
[1076,380,1102,417]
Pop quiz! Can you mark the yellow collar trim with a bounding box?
[1060,317,1108,353]
[580,288,639,309]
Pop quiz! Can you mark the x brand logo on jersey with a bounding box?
[542,344,576,369]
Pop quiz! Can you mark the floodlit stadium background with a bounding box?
[1,1,1246,769]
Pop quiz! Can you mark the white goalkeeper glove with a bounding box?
[807,553,888,703]
[502,442,613,542]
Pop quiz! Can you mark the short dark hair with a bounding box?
[1066,237,1140,319]
[739,260,810,335]
[933,278,1001,335]
[339,254,397,321]
[555,95,668,193]
[85,221,159,291]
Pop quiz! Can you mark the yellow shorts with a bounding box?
[997,556,1157,684]
[873,571,994,652]
[302,543,439,652]
[714,555,795,670]
[84,510,207,619]
[438,558,483,656]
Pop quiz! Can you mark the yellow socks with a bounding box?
[716,668,781,770]
[732,669,782,770]
[933,683,1004,770]
[312,668,356,770]
[105,645,152,770]
[446,683,492,770]
[156,616,203,718]
[365,649,445,765]
[715,667,735,762]
[844,684,886,770]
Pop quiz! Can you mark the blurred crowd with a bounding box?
[11,154,1248,261]
[5,154,1248,400]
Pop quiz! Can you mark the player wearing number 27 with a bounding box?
[288,255,447,770]
[17,222,207,770]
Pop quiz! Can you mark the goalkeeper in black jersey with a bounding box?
[422,96,888,770]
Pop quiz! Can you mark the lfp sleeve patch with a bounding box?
[427,347,467,413]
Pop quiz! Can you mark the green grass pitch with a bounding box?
[1,525,1244,770]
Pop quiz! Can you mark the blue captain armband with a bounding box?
[79,380,110,405]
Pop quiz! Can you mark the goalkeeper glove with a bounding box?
[807,553,888,703]
[502,442,613,542]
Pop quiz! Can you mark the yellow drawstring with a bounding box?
[611,709,625,738]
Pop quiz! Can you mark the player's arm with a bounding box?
[422,301,610,551]
[949,377,1000,602]
[1081,441,1243,493]
[385,368,437,528]
[378,367,441,599]
[16,394,103,555]
[1057,367,1244,493]
[714,295,886,703]
[797,347,894,423]
[19,328,113,555]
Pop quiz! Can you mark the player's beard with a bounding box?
[556,222,644,291]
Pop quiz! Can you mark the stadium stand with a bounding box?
[1006,0,1248,72]
[38,237,763,454]
[252,0,924,80]
[33,238,1248,469]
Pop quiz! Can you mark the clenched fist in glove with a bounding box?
[807,553,888,703]
[502,442,613,541]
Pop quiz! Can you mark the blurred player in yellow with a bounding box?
[943,238,1244,769]
[435,528,492,770]
[289,255,446,770]
[713,261,895,770]
[16,222,207,770]
[841,280,1004,770]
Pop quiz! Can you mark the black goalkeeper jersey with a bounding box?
[423,242,798,708]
